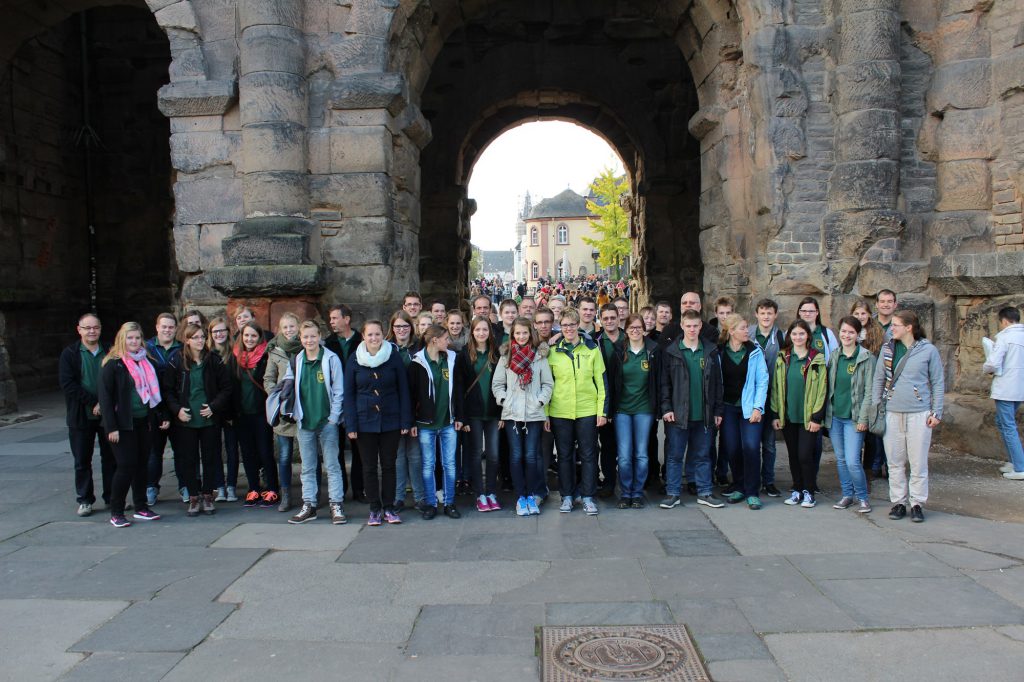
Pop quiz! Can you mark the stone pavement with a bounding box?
[2,394,1024,681]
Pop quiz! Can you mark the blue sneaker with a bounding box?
[146,487,157,507]
[526,495,540,515]
[515,496,530,517]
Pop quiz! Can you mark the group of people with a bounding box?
[59,286,1023,529]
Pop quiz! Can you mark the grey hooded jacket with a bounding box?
[871,338,945,419]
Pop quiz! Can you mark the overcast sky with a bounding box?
[467,121,626,251]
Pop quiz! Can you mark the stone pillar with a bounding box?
[0,313,16,415]
[205,0,323,302]
[824,0,905,292]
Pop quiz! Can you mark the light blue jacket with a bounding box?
[731,341,769,419]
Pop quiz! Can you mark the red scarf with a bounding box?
[508,342,535,389]
[233,340,268,370]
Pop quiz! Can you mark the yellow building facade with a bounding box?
[521,188,609,285]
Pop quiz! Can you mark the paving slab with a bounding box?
[967,565,1024,608]
[655,529,739,556]
[706,658,786,682]
[392,654,539,681]
[163,640,403,681]
[817,576,1024,628]
[16,519,240,548]
[544,601,675,626]
[493,558,652,604]
[703,504,909,556]
[765,628,1024,682]
[454,527,569,561]
[210,522,362,551]
[562,530,666,559]
[0,599,127,681]
[786,550,958,581]
[61,652,185,681]
[406,604,543,656]
[395,560,548,605]
[876,510,1024,560]
[456,510,540,534]
[594,506,715,532]
[338,526,460,563]
[0,545,125,599]
[72,597,235,653]
[643,556,818,600]
[733,592,861,633]
[668,598,753,634]
[919,542,1021,570]
[690,631,771,662]
[997,625,1024,642]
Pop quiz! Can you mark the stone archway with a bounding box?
[0,1,180,408]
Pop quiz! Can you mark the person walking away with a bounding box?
[984,307,1024,480]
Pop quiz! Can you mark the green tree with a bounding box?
[582,168,631,279]
[468,244,484,281]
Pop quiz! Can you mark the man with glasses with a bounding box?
[595,304,626,497]
[402,291,423,317]
[59,313,115,517]
[613,297,629,328]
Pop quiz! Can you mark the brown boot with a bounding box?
[201,493,216,515]
[186,494,201,517]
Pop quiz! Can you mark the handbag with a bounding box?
[868,342,906,437]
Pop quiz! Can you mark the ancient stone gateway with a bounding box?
[1,0,1023,457]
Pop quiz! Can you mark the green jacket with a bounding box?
[547,336,608,419]
[770,349,827,427]
[825,346,875,425]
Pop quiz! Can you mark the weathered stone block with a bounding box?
[823,209,905,259]
[241,122,306,173]
[328,73,408,115]
[828,160,900,211]
[936,14,990,63]
[173,224,200,272]
[330,126,391,174]
[936,160,991,210]
[223,232,308,265]
[346,0,394,37]
[839,10,900,62]
[181,274,228,305]
[834,61,901,115]
[327,264,393,302]
[928,211,991,255]
[170,132,231,173]
[857,260,930,295]
[205,264,326,296]
[158,80,238,117]
[928,60,991,112]
[239,72,307,126]
[837,0,900,12]
[936,107,997,161]
[240,25,304,76]
[837,109,899,161]
[155,2,198,32]
[309,173,394,218]
[242,171,309,217]
[173,176,244,225]
[931,252,1024,295]
[323,218,394,266]
[330,34,387,75]
[237,0,303,30]
[199,223,234,269]
[993,50,1024,99]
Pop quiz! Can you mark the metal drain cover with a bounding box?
[540,625,710,681]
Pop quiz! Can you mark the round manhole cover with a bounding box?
[554,630,685,679]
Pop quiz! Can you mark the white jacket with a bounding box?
[984,323,1024,401]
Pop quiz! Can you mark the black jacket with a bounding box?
[160,352,232,426]
[457,345,500,420]
[98,358,167,433]
[658,338,724,426]
[226,352,269,419]
[408,348,465,426]
[325,330,362,366]
[59,341,105,429]
[610,338,660,416]
[594,330,626,410]
[658,318,719,348]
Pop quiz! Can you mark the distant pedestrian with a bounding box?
[983,307,1023,480]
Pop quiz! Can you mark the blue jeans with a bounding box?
[995,400,1024,472]
[506,421,544,497]
[760,421,777,485]
[830,417,868,500]
[277,435,294,490]
[614,412,653,498]
[419,424,457,506]
[395,433,425,504]
[297,422,343,504]
[665,421,712,496]
[720,404,763,497]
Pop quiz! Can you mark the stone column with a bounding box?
[205,0,323,305]
[823,0,905,292]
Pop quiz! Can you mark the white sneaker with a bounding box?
[1000,463,1014,474]
[226,486,238,502]
[582,497,599,515]
[559,497,573,513]
[784,491,801,506]
[800,491,816,508]
[77,503,92,517]
[1003,471,1024,480]
[214,487,227,502]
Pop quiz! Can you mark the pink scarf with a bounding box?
[124,349,161,407]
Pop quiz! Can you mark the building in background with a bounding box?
[481,250,514,281]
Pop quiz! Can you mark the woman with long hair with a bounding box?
[388,311,426,512]
[345,320,412,525]
[446,309,470,352]
[460,316,502,512]
[717,314,769,510]
[263,312,302,512]
[416,311,434,339]
[99,322,169,527]
[850,299,888,480]
[207,316,239,502]
[871,310,944,523]
[229,321,278,509]
[493,317,553,516]
[770,319,827,509]
[161,323,231,517]
[826,316,875,513]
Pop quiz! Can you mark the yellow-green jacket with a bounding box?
[769,349,828,427]
[547,336,608,419]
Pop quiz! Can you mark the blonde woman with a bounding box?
[264,312,302,512]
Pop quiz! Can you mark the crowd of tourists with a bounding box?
[59,288,1023,529]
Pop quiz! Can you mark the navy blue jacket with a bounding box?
[343,343,413,433]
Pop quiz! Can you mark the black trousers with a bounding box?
[552,416,598,498]
[358,430,400,512]
[782,423,818,493]
[597,421,617,490]
[110,418,152,516]
[646,420,662,487]
[174,425,222,495]
[237,412,278,493]
[69,421,115,504]
[340,423,363,496]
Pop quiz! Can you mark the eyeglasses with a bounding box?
[627,326,644,332]
[561,323,578,329]
[211,329,229,335]
[798,308,817,314]
[393,324,411,330]
[78,326,100,331]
